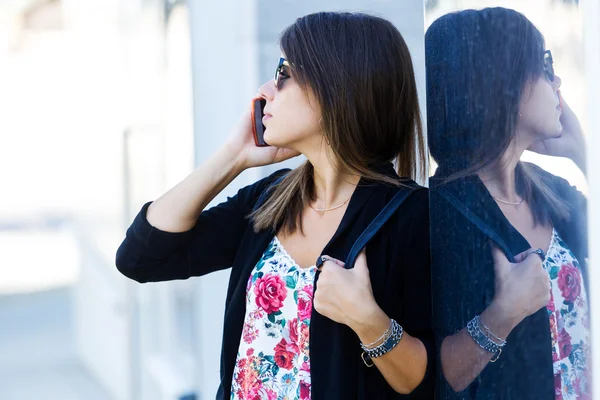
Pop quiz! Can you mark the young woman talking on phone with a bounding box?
[426,7,589,399]
[116,12,433,400]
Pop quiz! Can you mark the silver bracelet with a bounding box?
[467,316,506,362]
[476,316,506,345]
[360,319,404,367]
[361,318,393,349]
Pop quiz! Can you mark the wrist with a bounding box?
[481,300,522,340]
[222,141,249,174]
[348,302,390,343]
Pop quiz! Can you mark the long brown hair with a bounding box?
[251,12,425,234]
[426,7,570,226]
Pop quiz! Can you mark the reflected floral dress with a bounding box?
[543,229,592,399]
[231,237,316,400]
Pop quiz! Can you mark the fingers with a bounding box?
[512,248,545,264]
[513,248,531,263]
[526,248,545,263]
[316,255,344,271]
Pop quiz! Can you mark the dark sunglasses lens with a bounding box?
[544,63,554,82]
[544,52,554,81]
[274,59,285,87]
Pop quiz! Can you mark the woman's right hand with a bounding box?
[488,245,550,331]
[227,106,300,171]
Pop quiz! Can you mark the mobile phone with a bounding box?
[251,97,269,147]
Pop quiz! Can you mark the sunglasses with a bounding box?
[274,57,291,88]
[543,50,555,82]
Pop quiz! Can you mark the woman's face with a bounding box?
[258,58,323,151]
[516,72,563,144]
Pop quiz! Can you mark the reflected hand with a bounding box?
[489,244,550,328]
[528,93,586,171]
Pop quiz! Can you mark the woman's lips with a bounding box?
[262,114,272,124]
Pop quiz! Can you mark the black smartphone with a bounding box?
[251,97,269,147]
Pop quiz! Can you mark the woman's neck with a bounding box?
[478,139,526,201]
[308,150,360,208]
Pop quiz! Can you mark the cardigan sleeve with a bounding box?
[115,169,289,283]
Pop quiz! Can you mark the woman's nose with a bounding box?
[552,74,562,91]
[258,80,276,101]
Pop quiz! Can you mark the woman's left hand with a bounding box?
[528,93,587,173]
[313,250,384,330]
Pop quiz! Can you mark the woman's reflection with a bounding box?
[426,7,590,399]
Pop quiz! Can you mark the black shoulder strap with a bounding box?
[344,186,417,269]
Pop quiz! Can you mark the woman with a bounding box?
[116,12,433,400]
[426,7,590,399]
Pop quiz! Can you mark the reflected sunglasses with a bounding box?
[274,57,291,88]
[544,50,555,82]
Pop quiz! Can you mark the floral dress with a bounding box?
[231,237,315,400]
[543,229,592,399]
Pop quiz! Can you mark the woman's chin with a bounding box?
[263,131,283,148]
[264,131,295,149]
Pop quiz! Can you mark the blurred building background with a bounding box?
[0,0,597,399]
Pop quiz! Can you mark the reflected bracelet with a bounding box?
[467,315,506,362]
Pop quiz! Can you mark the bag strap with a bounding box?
[255,173,418,269]
[344,186,417,269]
[436,188,515,262]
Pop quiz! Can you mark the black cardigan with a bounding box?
[116,164,434,399]
[430,163,588,400]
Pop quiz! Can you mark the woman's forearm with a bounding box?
[440,301,521,392]
[146,143,246,232]
[351,307,428,395]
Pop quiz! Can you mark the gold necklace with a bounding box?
[493,196,524,206]
[309,196,351,212]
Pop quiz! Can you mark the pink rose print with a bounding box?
[298,285,314,321]
[547,290,555,312]
[557,263,581,302]
[300,381,311,400]
[274,338,296,369]
[554,373,563,400]
[299,323,311,355]
[237,360,261,399]
[254,274,287,314]
[242,322,259,344]
[558,328,572,359]
[284,318,299,344]
[255,387,278,400]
